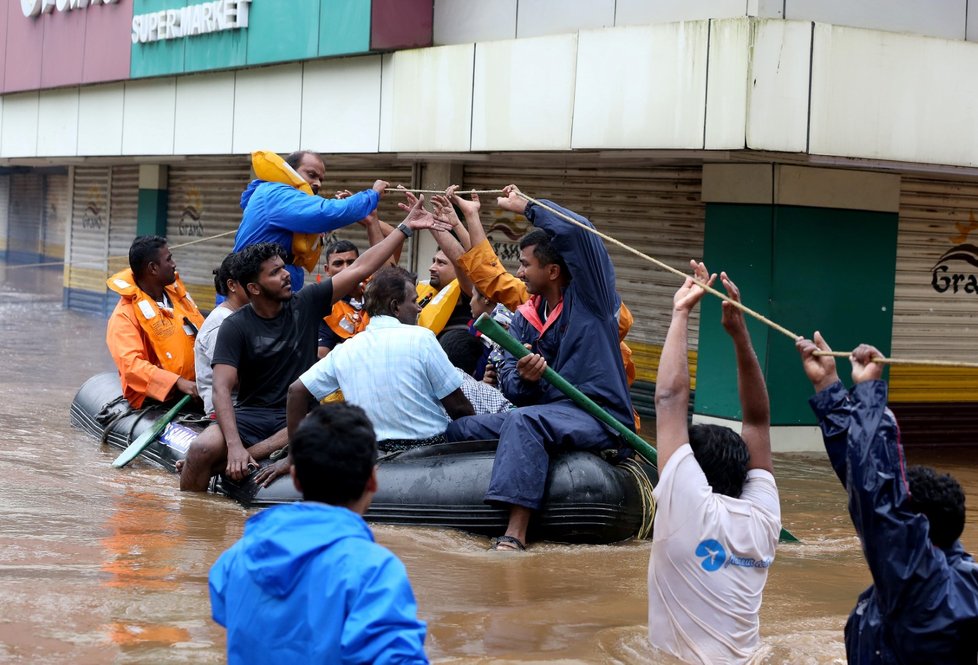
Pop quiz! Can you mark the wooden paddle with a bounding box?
[474,314,800,544]
[112,395,191,468]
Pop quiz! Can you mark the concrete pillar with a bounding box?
[694,164,900,451]
[137,164,168,237]
[412,160,463,275]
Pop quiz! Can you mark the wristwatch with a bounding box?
[396,222,413,238]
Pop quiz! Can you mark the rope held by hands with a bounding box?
[513,192,978,370]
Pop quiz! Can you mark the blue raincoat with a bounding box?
[446,200,633,511]
[209,502,428,665]
[810,380,978,664]
[234,181,379,291]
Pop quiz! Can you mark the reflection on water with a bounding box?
[1,262,975,663]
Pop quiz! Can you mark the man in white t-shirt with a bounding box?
[648,263,781,665]
[195,253,249,416]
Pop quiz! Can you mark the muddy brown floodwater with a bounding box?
[2,263,976,664]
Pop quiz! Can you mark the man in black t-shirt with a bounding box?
[179,196,450,491]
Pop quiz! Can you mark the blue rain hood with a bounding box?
[209,502,429,664]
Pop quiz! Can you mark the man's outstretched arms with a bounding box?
[655,261,716,471]
[718,272,773,473]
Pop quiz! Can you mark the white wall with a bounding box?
[1,93,38,158]
[174,72,235,155]
[433,0,517,45]
[122,78,177,155]
[301,56,382,153]
[810,23,978,167]
[786,0,967,41]
[471,34,577,151]
[8,18,978,171]
[77,84,124,157]
[37,88,78,157]
[573,22,709,149]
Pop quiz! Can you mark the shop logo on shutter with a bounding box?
[178,187,204,237]
[82,186,104,230]
[932,212,978,295]
[487,214,530,266]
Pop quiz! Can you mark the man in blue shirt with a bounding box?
[445,186,635,551]
[233,150,388,291]
[209,402,429,665]
[798,333,978,663]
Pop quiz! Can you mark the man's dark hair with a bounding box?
[233,242,287,287]
[439,329,484,375]
[364,265,417,317]
[129,235,168,276]
[907,465,966,549]
[212,252,238,297]
[285,150,323,170]
[290,403,378,505]
[688,424,750,498]
[325,239,359,263]
[520,229,568,276]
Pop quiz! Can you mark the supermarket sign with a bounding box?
[131,0,250,43]
[20,0,119,16]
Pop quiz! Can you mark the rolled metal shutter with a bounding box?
[0,175,9,256]
[166,158,251,309]
[315,158,417,276]
[7,173,45,262]
[107,166,140,279]
[462,163,705,385]
[43,173,70,260]
[892,176,978,408]
[66,167,111,315]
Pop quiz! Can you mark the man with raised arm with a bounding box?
[106,235,204,409]
[444,186,635,551]
[797,334,978,663]
[179,196,450,491]
[648,265,781,664]
[233,150,388,292]
[431,186,637,390]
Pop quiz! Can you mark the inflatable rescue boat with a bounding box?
[71,372,657,544]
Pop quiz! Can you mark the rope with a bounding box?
[389,188,506,195]
[517,192,978,369]
[620,457,655,540]
[2,230,238,271]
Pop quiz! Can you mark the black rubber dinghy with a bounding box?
[72,372,657,544]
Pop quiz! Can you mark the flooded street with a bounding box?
[2,264,976,664]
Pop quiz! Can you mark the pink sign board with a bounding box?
[3,0,131,94]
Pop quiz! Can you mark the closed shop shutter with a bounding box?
[43,173,70,260]
[0,175,9,255]
[315,158,416,277]
[462,163,705,384]
[892,175,978,405]
[166,158,251,309]
[107,166,140,278]
[66,167,111,315]
[7,173,45,262]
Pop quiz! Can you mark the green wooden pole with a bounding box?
[474,313,799,544]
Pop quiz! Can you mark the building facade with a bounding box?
[2,0,977,449]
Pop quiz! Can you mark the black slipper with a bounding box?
[489,535,526,551]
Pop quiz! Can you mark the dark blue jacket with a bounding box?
[233,180,379,291]
[496,200,634,430]
[810,380,978,664]
[209,502,428,665]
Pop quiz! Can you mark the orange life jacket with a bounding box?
[251,150,322,273]
[106,269,204,406]
[416,280,462,335]
[323,299,370,341]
